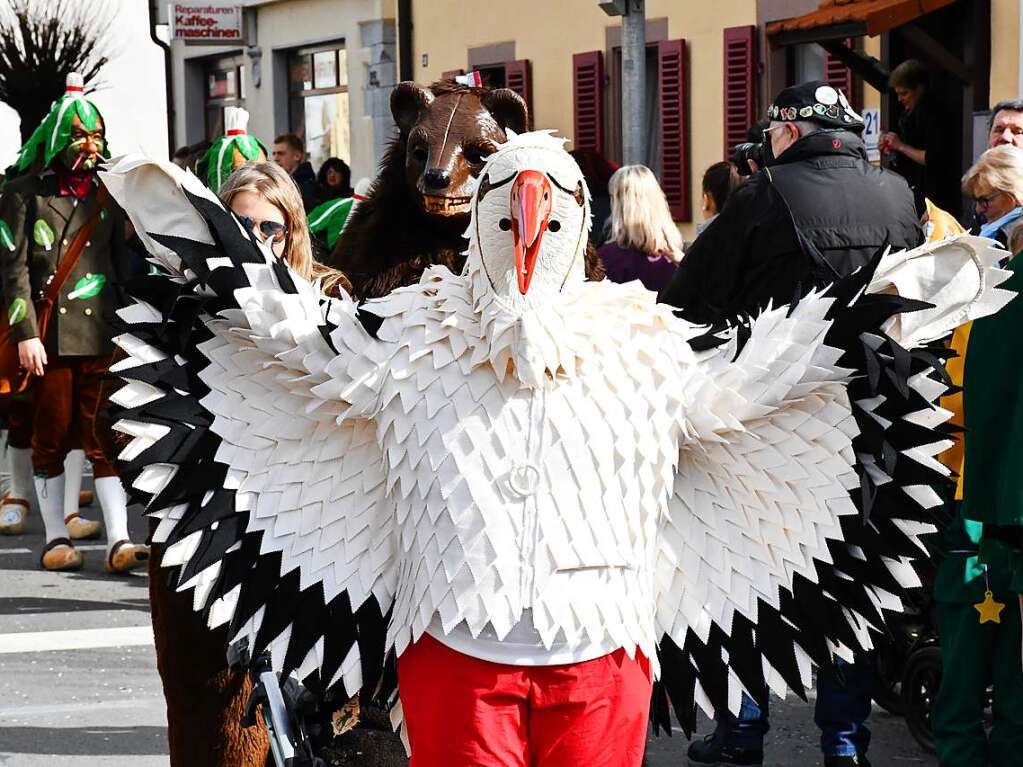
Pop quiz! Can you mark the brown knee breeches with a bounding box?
[31,354,116,478]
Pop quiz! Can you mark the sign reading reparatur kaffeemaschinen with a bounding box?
[168,3,244,45]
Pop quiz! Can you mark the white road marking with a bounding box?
[0,625,153,654]
[0,697,165,718]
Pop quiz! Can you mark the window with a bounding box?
[598,39,689,220]
[204,56,245,140]
[789,43,827,86]
[288,42,350,170]
[607,44,662,174]
[468,60,533,124]
[723,26,756,161]
[573,51,605,155]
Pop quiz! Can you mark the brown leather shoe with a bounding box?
[105,540,150,574]
[64,512,102,540]
[78,490,94,507]
[0,498,29,535]
[41,538,83,571]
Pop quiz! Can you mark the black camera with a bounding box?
[733,142,766,176]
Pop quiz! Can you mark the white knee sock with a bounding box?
[9,447,36,504]
[94,476,129,550]
[33,474,67,542]
[63,449,85,521]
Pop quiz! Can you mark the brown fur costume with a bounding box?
[149,540,268,767]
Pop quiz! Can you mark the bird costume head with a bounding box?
[469,130,591,309]
[15,73,108,174]
[197,107,268,193]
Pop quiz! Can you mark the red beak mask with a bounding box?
[510,170,553,295]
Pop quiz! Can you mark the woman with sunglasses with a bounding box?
[219,162,351,295]
[963,145,1023,250]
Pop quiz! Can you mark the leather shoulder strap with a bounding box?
[44,184,109,303]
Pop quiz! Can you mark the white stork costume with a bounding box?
[101,131,1011,765]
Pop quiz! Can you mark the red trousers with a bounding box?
[397,634,652,767]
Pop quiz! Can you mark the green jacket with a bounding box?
[962,254,1023,526]
[934,508,1016,603]
[0,172,126,357]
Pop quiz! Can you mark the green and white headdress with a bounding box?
[15,73,108,173]
[198,107,269,192]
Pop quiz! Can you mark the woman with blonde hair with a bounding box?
[597,164,683,292]
[962,144,1023,248]
[218,162,352,295]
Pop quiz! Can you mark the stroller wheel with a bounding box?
[901,646,941,754]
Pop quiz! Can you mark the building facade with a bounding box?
[157,0,1023,230]
[404,0,1021,234]
[160,0,397,183]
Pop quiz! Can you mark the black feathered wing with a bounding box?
[654,237,1012,732]
[102,157,395,700]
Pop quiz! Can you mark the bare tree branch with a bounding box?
[0,0,114,142]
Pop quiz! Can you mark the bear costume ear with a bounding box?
[391,82,435,132]
[482,88,528,134]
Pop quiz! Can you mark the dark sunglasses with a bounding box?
[239,215,288,244]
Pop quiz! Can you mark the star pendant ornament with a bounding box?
[975,590,1006,624]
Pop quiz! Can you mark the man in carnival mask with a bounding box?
[0,73,148,573]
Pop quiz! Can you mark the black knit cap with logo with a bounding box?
[767,80,864,133]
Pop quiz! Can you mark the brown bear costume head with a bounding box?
[329,80,602,300]
[392,80,527,217]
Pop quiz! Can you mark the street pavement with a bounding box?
[0,485,939,767]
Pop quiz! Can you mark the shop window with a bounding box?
[288,42,350,170]
[204,56,245,141]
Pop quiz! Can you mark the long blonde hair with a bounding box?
[607,165,684,262]
[219,162,351,294]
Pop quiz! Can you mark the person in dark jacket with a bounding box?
[597,164,682,292]
[879,60,961,216]
[696,160,742,236]
[661,81,921,328]
[272,133,320,211]
[667,81,922,767]
[316,157,354,202]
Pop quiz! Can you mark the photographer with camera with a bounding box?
[660,80,921,327]
[662,82,922,767]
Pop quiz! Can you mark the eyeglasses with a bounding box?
[239,215,288,244]
[762,125,785,142]
[972,191,1005,209]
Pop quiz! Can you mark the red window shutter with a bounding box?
[504,59,533,126]
[825,40,860,111]
[723,25,756,161]
[572,51,604,155]
[441,68,465,80]
[659,39,690,221]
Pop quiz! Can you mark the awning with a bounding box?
[767,0,956,46]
